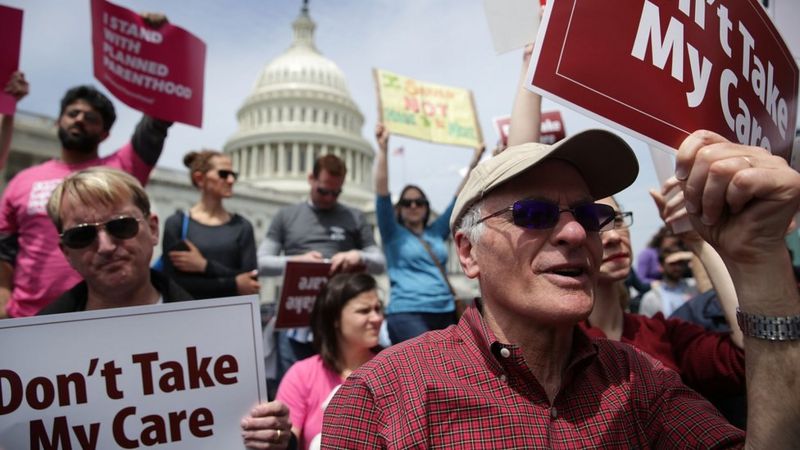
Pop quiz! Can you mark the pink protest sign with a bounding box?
[0,5,23,115]
[90,0,206,127]
[492,110,566,146]
[528,0,798,161]
[275,261,332,329]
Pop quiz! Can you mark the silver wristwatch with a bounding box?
[736,308,800,341]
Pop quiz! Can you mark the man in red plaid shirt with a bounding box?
[321,129,800,448]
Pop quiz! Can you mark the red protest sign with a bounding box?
[493,110,566,146]
[90,0,206,127]
[275,262,332,329]
[529,0,798,161]
[540,110,566,144]
[0,5,23,116]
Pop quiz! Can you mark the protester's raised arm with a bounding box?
[507,44,541,146]
[0,71,29,171]
[675,129,800,447]
[374,123,390,196]
[650,178,743,348]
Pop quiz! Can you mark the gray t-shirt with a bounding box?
[257,201,384,275]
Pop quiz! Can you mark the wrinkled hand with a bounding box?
[236,270,261,295]
[289,250,324,263]
[675,130,800,264]
[139,12,168,28]
[329,250,364,274]
[241,401,293,450]
[168,240,207,273]
[375,122,389,153]
[4,71,28,101]
[649,176,703,248]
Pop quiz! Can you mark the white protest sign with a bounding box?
[0,296,265,449]
[483,0,541,54]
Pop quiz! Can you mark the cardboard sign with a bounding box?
[90,0,206,127]
[527,0,798,160]
[0,296,265,449]
[0,5,23,116]
[374,68,483,148]
[492,110,566,146]
[483,0,540,54]
[275,261,332,329]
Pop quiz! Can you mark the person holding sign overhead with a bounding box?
[161,149,260,299]
[374,122,484,343]
[0,13,174,319]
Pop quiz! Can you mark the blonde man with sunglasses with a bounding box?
[39,167,191,313]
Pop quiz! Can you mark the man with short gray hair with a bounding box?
[322,129,800,448]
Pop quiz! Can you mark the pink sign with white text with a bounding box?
[0,5,23,115]
[90,0,206,127]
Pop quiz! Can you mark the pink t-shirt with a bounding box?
[0,143,152,317]
[276,355,344,450]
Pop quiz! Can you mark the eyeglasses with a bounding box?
[613,211,633,229]
[217,169,239,181]
[316,186,342,197]
[398,198,429,208]
[477,199,617,232]
[60,216,143,249]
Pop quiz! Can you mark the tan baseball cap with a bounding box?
[450,129,639,233]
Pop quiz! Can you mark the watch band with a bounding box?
[736,308,800,341]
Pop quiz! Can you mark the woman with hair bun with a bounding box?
[161,149,259,299]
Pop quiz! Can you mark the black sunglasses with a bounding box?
[398,198,429,208]
[60,216,143,249]
[477,199,616,232]
[316,186,342,197]
[217,169,239,181]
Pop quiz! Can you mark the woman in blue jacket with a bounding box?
[374,123,484,343]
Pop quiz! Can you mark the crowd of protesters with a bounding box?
[2,12,800,450]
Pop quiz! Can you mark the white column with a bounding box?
[292,143,300,175]
[277,143,286,176]
[250,145,258,178]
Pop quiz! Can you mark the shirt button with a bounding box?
[499,347,511,358]
[499,374,507,383]
[550,407,558,419]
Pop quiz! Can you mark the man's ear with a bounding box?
[455,231,480,279]
[148,213,159,246]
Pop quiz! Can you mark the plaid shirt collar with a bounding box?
[459,299,600,390]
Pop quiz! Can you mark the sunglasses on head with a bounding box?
[217,169,238,181]
[60,216,143,249]
[477,199,616,232]
[398,198,429,208]
[316,186,342,197]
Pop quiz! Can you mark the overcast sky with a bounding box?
[5,0,798,259]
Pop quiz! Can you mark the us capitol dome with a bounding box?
[223,2,374,208]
